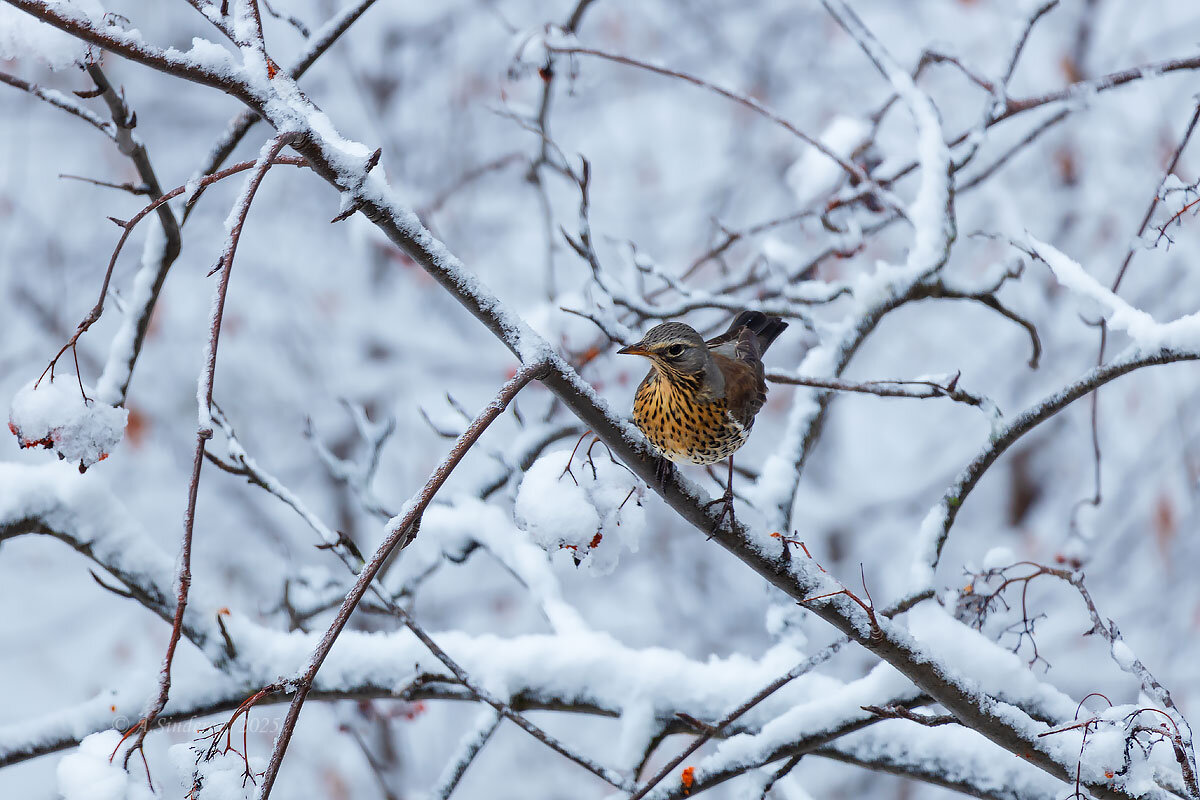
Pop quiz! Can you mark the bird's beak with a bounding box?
[618,343,651,357]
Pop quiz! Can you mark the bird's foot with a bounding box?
[703,485,737,537]
[655,456,675,490]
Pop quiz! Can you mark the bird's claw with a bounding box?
[704,486,737,537]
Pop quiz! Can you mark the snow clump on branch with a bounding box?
[9,378,128,472]
[514,446,645,574]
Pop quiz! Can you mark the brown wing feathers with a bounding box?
[706,312,786,429]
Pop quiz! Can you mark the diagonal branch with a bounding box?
[184,0,378,216]
[429,709,502,800]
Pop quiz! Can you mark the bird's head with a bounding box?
[618,322,710,379]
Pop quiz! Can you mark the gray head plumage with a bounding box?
[618,321,723,393]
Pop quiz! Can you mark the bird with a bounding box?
[618,310,788,527]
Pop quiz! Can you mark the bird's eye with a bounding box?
[665,344,685,358]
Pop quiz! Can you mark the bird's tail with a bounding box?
[727,310,788,356]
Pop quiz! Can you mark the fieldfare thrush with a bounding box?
[618,310,788,526]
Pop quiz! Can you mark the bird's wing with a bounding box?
[708,311,788,361]
[713,353,766,428]
[706,324,761,365]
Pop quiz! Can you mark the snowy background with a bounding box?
[2,0,1200,798]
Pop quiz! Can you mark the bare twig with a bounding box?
[1002,1,1061,86]
[862,705,958,727]
[0,70,115,137]
[957,109,1071,193]
[765,371,989,409]
[260,0,309,37]
[114,133,298,767]
[1071,103,1200,538]
[545,44,907,220]
[916,282,1043,369]
[33,153,308,391]
[57,173,150,195]
[419,152,525,218]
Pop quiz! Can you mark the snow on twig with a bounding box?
[1026,235,1200,353]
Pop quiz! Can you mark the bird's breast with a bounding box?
[632,371,752,465]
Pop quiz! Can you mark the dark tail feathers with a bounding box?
[727,310,788,356]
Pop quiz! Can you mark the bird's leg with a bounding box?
[655,455,675,490]
[703,455,738,533]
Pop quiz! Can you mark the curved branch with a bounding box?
[915,347,1200,584]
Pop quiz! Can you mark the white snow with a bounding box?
[1111,640,1137,670]
[425,497,588,632]
[9,378,128,471]
[1027,234,1200,352]
[57,731,156,800]
[95,219,167,405]
[908,501,949,592]
[981,546,1016,571]
[178,37,239,78]
[904,603,1079,722]
[785,115,872,207]
[514,447,644,575]
[0,0,102,70]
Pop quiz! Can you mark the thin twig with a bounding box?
[57,173,150,195]
[1002,1,1061,86]
[114,133,298,767]
[765,372,987,409]
[546,43,907,221]
[34,154,308,390]
[0,70,115,137]
[1075,102,1200,542]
